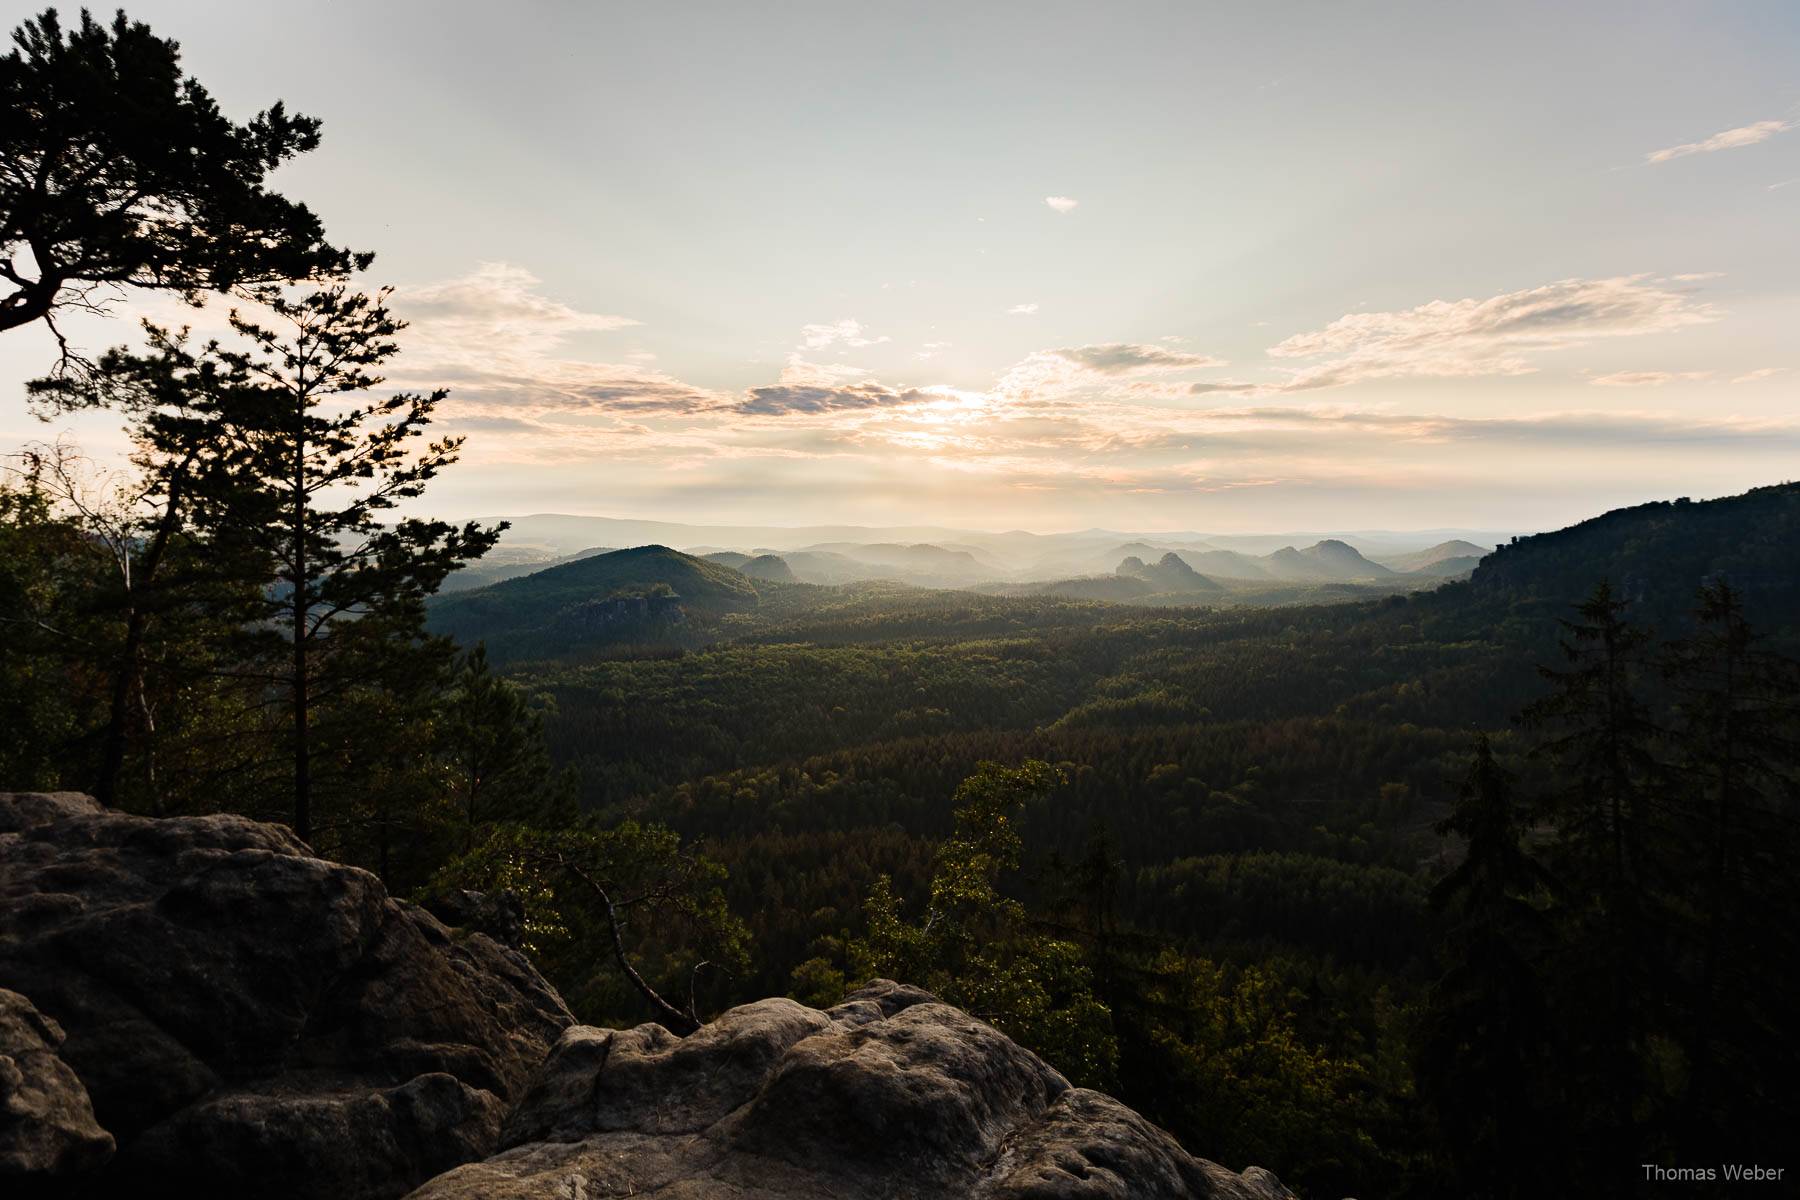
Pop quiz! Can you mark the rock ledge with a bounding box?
[409,978,1296,1200]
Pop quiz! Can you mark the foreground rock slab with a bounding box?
[409,979,1296,1200]
[0,792,573,1199]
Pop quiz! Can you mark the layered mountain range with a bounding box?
[437,512,1501,595]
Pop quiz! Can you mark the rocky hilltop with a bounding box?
[0,792,1296,1199]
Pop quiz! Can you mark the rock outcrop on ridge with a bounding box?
[0,791,573,1198]
[408,979,1296,1200]
[1,791,1298,1199]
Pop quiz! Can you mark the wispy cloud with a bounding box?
[1733,366,1789,384]
[996,343,1230,400]
[1044,196,1079,214]
[1044,343,1228,375]
[1646,119,1791,164]
[800,318,889,349]
[778,354,871,386]
[1267,276,1720,391]
[1590,370,1710,387]
[1007,302,1040,315]
[737,383,937,416]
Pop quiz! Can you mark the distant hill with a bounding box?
[739,554,796,582]
[1374,539,1489,574]
[1254,540,1396,582]
[439,545,615,592]
[1118,552,1223,593]
[1176,549,1272,580]
[430,545,759,656]
[1406,554,1482,579]
[1297,539,1396,580]
[1469,482,1800,632]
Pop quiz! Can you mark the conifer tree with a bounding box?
[1416,735,1564,1199]
[1660,582,1800,1157]
[1516,582,1667,1183]
[174,285,501,843]
[1519,580,1661,893]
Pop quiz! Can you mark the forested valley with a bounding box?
[8,447,1798,1195]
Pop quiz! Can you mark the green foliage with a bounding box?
[848,761,1119,1088]
[425,819,748,1028]
[0,480,96,786]
[1,7,365,344]
[1126,952,1377,1184]
[438,645,572,851]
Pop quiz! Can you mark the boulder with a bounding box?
[407,979,1296,1200]
[0,792,573,1199]
[0,987,113,1180]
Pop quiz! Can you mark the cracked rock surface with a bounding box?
[0,792,573,1199]
[408,979,1297,1200]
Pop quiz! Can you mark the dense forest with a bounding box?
[4,9,1798,1199]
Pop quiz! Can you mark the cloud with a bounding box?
[1045,196,1079,214]
[738,382,938,416]
[779,353,872,386]
[800,318,889,349]
[376,262,735,416]
[1268,276,1720,391]
[1007,303,1040,315]
[1590,370,1709,387]
[1188,381,1267,396]
[1045,343,1228,375]
[429,362,726,415]
[1646,119,1791,164]
[1733,367,1789,383]
[994,343,1234,402]
[395,262,638,360]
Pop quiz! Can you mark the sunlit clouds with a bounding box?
[1044,195,1079,214]
[362,261,1797,529]
[1265,277,1720,391]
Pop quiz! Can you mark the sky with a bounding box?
[3,0,1798,534]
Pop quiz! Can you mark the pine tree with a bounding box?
[176,285,502,843]
[1519,580,1662,894]
[1660,582,1800,1158]
[2,8,364,351]
[1416,735,1565,1198]
[440,644,571,852]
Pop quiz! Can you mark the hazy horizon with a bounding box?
[4,0,1796,533]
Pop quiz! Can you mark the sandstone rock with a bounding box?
[407,980,1296,1200]
[0,987,113,1179]
[0,792,573,1199]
